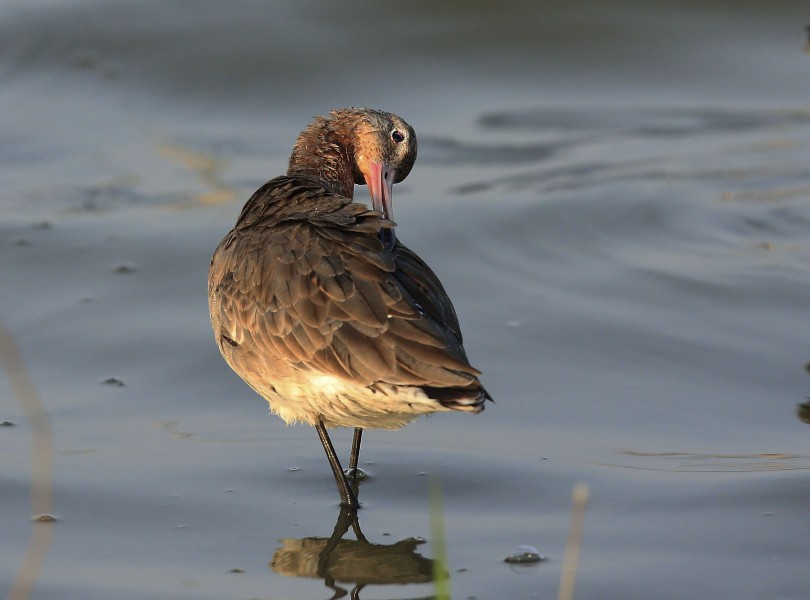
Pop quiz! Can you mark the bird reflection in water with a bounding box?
[271,506,440,599]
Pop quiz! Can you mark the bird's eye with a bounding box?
[391,130,405,143]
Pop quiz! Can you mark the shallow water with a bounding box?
[2,1,810,599]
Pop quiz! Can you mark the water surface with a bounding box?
[2,1,809,599]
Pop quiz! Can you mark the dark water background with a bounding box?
[2,1,809,599]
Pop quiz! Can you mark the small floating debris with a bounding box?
[111,262,138,274]
[796,400,810,425]
[229,567,245,574]
[0,420,15,427]
[102,377,126,387]
[504,545,546,564]
[288,467,301,472]
[72,49,99,70]
[33,514,58,523]
[11,236,30,246]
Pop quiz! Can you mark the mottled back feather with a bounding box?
[209,176,490,411]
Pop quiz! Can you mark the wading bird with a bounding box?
[208,108,491,509]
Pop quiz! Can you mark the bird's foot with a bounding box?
[343,467,368,482]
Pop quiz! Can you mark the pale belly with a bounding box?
[247,374,450,430]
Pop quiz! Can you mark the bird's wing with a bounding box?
[209,177,482,391]
[391,240,463,346]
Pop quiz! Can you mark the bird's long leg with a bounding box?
[348,428,363,472]
[315,418,359,510]
[346,427,364,501]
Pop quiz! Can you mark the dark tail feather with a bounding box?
[421,383,493,414]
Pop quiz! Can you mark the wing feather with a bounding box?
[208,176,487,402]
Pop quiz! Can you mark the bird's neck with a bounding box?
[287,119,356,199]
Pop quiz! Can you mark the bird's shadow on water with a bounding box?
[270,506,440,600]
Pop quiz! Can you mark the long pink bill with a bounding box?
[364,160,397,248]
